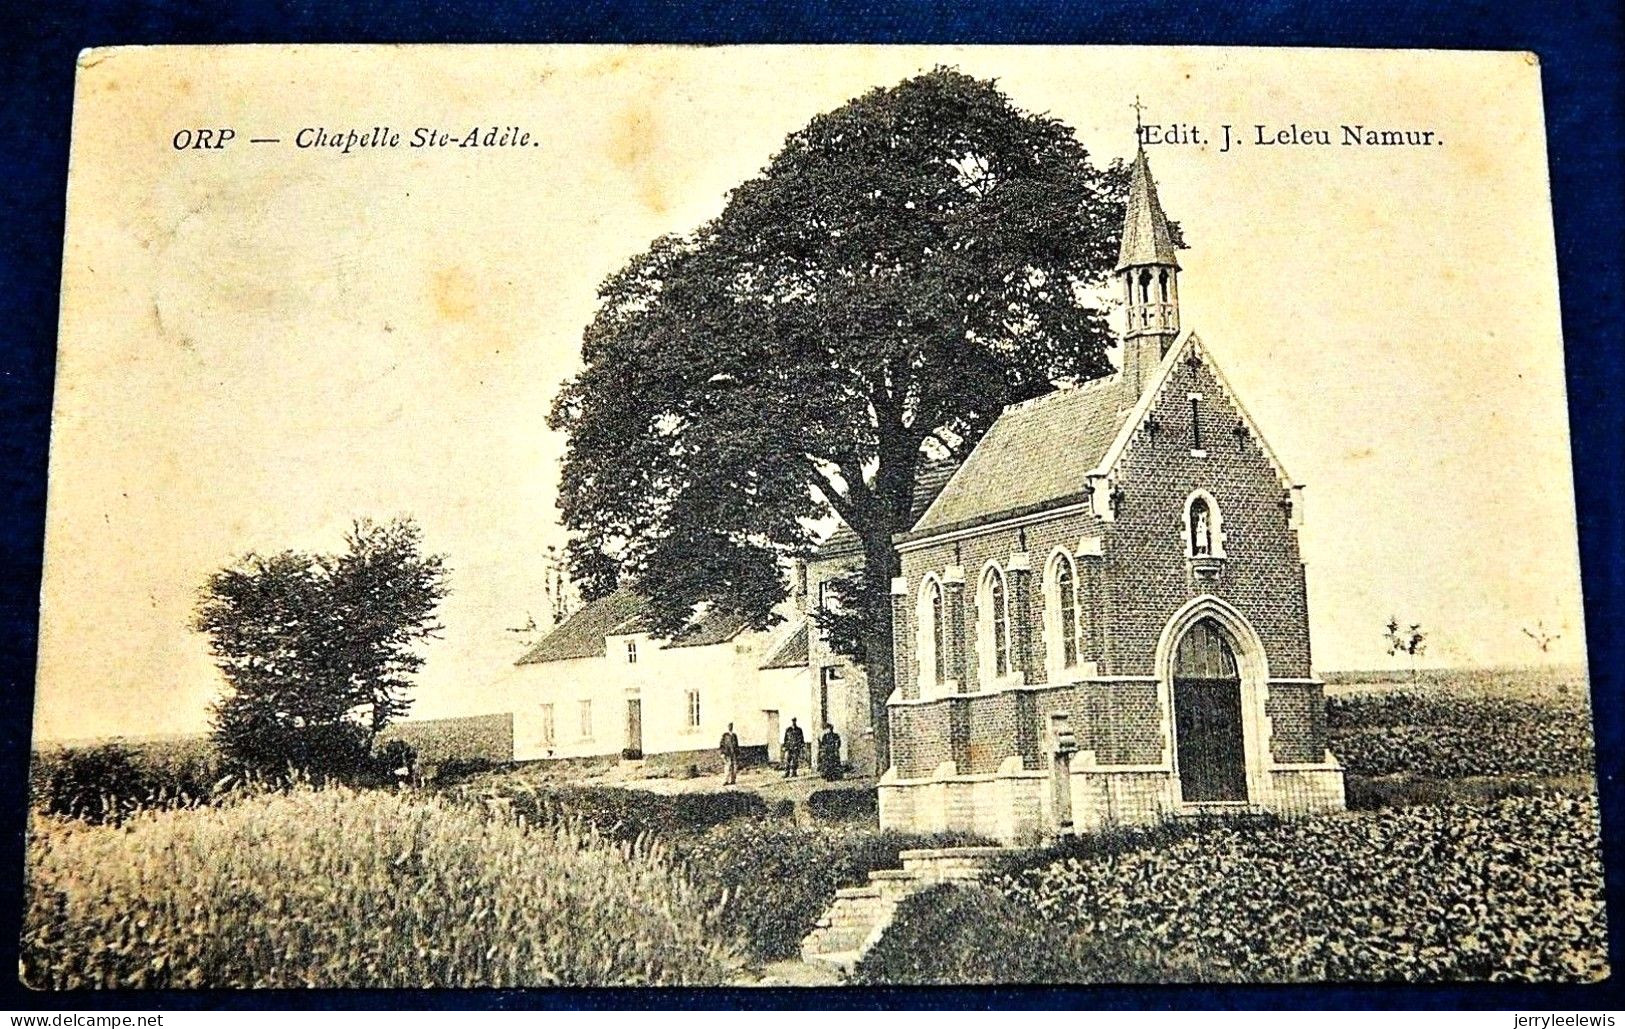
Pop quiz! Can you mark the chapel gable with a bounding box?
[1097,336,1312,680]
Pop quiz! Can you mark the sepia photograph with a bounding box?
[24,44,1605,990]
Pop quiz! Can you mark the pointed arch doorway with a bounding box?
[1172,618,1249,802]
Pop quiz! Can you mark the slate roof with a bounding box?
[515,587,750,665]
[904,331,1297,541]
[759,622,810,670]
[1116,147,1180,272]
[515,588,647,664]
[907,375,1137,537]
[813,459,960,559]
[664,606,754,649]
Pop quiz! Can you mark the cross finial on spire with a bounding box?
[1131,95,1147,141]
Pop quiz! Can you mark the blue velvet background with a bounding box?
[1,0,1620,1011]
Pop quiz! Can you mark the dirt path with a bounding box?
[744,958,845,987]
[579,761,875,801]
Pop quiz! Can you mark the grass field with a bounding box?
[23,664,1605,986]
[23,786,745,988]
[1327,665,1594,799]
[1322,663,1588,697]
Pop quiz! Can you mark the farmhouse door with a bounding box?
[764,710,780,763]
[623,698,643,760]
[1173,619,1248,803]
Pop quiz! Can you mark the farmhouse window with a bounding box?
[819,580,839,612]
[540,703,555,747]
[626,640,638,664]
[578,699,593,740]
[686,689,701,729]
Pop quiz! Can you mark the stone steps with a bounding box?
[804,949,862,975]
[798,845,1012,977]
[801,890,897,967]
[817,908,887,930]
[807,925,871,953]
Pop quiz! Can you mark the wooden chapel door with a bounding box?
[1172,619,1248,802]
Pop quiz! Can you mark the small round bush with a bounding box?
[35,741,221,825]
[805,787,878,823]
[37,743,146,824]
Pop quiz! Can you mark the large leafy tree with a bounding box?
[193,517,449,777]
[550,69,1138,762]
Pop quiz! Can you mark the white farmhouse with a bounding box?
[504,587,816,769]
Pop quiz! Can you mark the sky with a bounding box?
[34,45,1584,742]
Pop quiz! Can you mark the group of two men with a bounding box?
[718,717,842,785]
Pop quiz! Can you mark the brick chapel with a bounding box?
[877,146,1346,843]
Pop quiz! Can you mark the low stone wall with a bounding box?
[898,846,1010,883]
[378,713,514,769]
[1070,764,1179,830]
[1266,761,1347,815]
[878,757,1047,843]
[880,751,1345,843]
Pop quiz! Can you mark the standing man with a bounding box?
[782,718,805,778]
[719,722,740,785]
[817,723,843,780]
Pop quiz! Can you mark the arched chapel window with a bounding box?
[1047,551,1083,673]
[916,577,947,697]
[931,581,946,685]
[979,565,1011,681]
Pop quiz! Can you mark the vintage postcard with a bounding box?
[27,45,1603,988]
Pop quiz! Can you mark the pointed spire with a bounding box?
[1115,135,1182,390]
[1115,147,1180,272]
